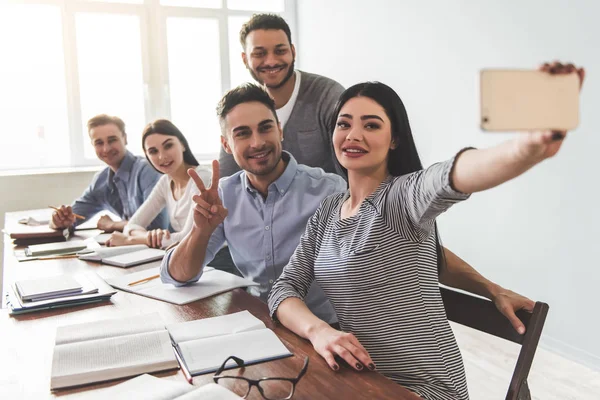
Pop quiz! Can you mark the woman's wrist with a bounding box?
[306,320,331,343]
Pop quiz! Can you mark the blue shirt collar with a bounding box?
[242,151,297,196]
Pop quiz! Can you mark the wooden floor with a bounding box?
[451,322,600,399]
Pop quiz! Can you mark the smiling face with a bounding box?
[144,133,187,175]
[89,123,128,170]
[332,96,396,176]
[221,101,283,178]
[242,29,296,89]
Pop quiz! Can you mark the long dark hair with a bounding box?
[142,119,199,173]
[331,82,447,273]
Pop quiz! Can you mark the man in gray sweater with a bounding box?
[219,13,344,177]
[215,14,536,334]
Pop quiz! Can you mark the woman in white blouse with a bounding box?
[107,119,211,249]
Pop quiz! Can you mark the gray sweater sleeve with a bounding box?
[218,147,240,178]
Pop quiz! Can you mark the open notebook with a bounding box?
[50,313,178,390]
[73,374,242,400]
[79,245,165,267]
[167,311,292,376]
[105,266,259,305]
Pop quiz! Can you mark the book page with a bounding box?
[72,374,193,400]
[167,311,265,344]
[177,384,242,400]
[55,312,165,345]
[51,330,177,389]
[180,329,292,375]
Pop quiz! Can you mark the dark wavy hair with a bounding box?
[142,119,199,173]
[216,83,279,135]
[331,81,447,272]
[239,13,292,50]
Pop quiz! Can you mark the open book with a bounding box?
[167,311,292,376]
[73,374,242,400]
[50,313,178,390]
[105,266,259,305]
[79,245,165,267]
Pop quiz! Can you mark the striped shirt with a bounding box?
[268,156,470,399]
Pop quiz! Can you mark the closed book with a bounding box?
[15,275,82,301]
[25,240,88,257]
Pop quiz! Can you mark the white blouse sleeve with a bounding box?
[124,174,169,235]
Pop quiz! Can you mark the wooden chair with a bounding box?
[440,286,549,400]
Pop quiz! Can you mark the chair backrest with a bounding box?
[439,286,549,400]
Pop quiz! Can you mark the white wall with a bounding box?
[0,170,97,293]
[296,0,600,370]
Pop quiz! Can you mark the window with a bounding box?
[0,0,297,171]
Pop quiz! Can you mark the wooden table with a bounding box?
[0,211,419,399]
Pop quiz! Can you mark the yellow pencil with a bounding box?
[48,206,86,220]
[128,274,160,286]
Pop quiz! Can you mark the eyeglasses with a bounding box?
[213,356,309,400]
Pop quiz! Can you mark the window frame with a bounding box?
[1,0,298,170]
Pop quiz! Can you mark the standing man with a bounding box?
[50,114,168,232]
[219,13,345,177]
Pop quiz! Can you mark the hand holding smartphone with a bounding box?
[480,67,583,131]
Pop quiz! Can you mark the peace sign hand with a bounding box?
[188,160,228,233]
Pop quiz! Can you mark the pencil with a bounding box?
[48,206,86,220]
[128,274,160,286]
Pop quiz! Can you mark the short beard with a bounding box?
[244,149,283,177]
[249,59,296,90]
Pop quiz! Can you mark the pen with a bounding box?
[127,274,160,286]
[174,348,193,384]
[48,206,86,220]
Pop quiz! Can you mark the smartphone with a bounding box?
[480,69,580,131]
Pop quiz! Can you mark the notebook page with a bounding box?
[71,374,193,400]
[78,245,149,262]
[105,267,258,306]
[180,329,292,375]
[167,311,265,344]
[51,330,177,389]
[55,312,165,345]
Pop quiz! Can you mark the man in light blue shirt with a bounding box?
[50,114,168,232]
[160,84,345,323]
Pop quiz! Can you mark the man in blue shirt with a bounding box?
[161,84,344,323]
[50,114,168,232]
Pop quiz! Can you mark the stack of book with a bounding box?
[5,272,116,315]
